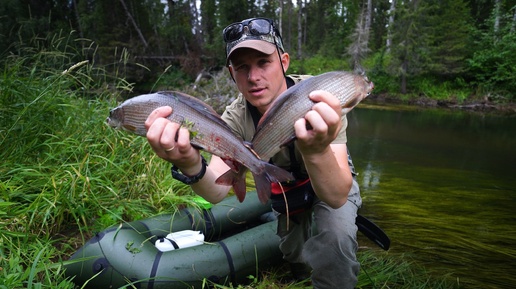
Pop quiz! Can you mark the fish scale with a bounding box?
[252,71,373,161]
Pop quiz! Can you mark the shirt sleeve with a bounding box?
[333,115,348,144]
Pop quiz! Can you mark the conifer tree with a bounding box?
[427,0,472,78]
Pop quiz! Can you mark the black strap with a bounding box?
[287,143,305,179]
[249,76,304,178]
[248,76,295,129]
[217,241,236,283]
[183,208,216,239]
[165,238,180,249]
[286,76,295,88]
[347,147,357,179]
[148,250,163,289]
[202,209,215,239]
[184,208,194,228]
[248,101,261,129]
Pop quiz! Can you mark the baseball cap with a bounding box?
[223,18,284,65]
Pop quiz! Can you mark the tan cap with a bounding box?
[227,39,276,60]
[225,33,284,66]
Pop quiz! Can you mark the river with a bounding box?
[346,104,516,289]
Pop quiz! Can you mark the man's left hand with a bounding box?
[294,90,343,155]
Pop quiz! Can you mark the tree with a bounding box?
[427,0,472,78]
[364,0,372,51]
[466,4,516,99]
[388,0,432,93]
[347,4,370,72]
[297,0,304,59]
[200,0,217,46]
[304,0,360,58]
[119,0,149,48]
[385,0,396,52]
[219,0,250,25]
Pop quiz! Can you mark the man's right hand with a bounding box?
[144,106,203,175]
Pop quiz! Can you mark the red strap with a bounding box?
[270,178,310,195]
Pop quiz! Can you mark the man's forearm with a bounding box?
[190,166,231,203]
[302,145,351,208]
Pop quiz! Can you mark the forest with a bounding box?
[1,0,515,103]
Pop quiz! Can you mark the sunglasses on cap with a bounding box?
[223,18,284,51]
[223,18,277,42]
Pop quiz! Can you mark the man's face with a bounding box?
[229,48,289,114]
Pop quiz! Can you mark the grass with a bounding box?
[0,36,460,289]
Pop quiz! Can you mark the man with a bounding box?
[145,17,362,289]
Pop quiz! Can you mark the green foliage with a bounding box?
[466,14,516,101]
[411,77,471,102]
[388,1,433,79]
[364,51,399,94]
[219,0,249,23]
[0,36,194,287]
[427,0,473,77]
[0,239,76,289]
[288,55,351,75]
[356,251,461,289]
[143,65,194,92]
[200,0,219,46]
[204,251,459,289]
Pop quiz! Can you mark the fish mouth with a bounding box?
[106,116,117,128]
[368,80,374,94]
[106,107,124,128]
[363,76,374,95]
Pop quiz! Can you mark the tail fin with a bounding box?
[216,162,293,204]
[253,163,294,204]
[215,167,248,202]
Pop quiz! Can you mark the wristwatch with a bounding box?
[171,156,207,185]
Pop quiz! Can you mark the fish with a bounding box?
[216,71,373,203]
[106,91,294,203]
[252,70,373,161]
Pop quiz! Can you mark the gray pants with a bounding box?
[276,179,362,289]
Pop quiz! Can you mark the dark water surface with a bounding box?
[347,105,516,289]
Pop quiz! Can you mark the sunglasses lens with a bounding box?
[224,23,243,42]
[223,18,274,43]
[248,19,272,35]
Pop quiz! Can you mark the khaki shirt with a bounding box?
[221,74,348,175]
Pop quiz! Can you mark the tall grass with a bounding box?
[0,33,459,288]
[0,33,193,288]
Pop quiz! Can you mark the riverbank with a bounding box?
[366,93,516,115]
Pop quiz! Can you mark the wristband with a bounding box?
[171,156,207,185]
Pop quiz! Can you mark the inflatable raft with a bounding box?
[65,192,282,289]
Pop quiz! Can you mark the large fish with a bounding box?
[215,71,373,203]
[106,91,293,203]
[252,71,374,161]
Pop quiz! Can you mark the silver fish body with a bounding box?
[252,71,373,161]
[107,91,293,203]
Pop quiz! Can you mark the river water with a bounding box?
[346,104,516,289]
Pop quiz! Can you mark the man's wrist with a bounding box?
[171,156,207,185]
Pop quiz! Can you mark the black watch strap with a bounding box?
[171,156,207,185]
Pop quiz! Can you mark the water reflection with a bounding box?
[347,105,516,289]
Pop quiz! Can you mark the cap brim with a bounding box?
[226,40,276,65]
